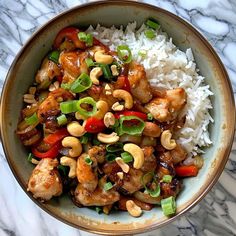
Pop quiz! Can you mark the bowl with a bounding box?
[0,0,235,234]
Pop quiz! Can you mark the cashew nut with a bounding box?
[90,67,103,85]
[112,101,124,111]
[60,156,77,178]
[94,50,113,64]
[97,132,119,144]
[117,171,124,180]
[143,122,161,137]
[115,157,130,173]
[126,200,142,217]
[113,89,133,109]
[111,65,119,76]
[67,121,86,137]
[104,112,115,127]
[123,143,144,169]
[161,130,177,150]
[93,100,109,119]
[62,136,82,158]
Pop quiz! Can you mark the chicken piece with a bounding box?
[76,153,98,192]
[88,145,106,164]
[74,184,120,206]
[128,61,153,104]
[35,58,61,87]
[141,146,157,173]
[37,88,74,122]
[170,144,187,164]
[157,152,175,179]
[160,178,182,199]
[27,158,62,201]
[166,88,187,111]
[59,51,88,83]
[145,98,171,122]
[145,88,187,122]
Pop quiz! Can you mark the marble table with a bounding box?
[0,0,235,235]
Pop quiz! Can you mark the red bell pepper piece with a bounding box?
[175,165,199,177]
[44,128,69,145]
[32,142,61,159]
[114,111,147,120]
[53,27,86,49]
[84,117,105,133]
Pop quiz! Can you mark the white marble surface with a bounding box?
[0,0,236,235]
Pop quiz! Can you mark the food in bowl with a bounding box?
[16,19,213,217]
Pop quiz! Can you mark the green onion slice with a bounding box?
[27,153,34,162]
[100,64,113,79]
[70,73,92,93]
[76,97,97,117]
[61,83,72,90]
[117,45,132,64]
[106,142,124,153]
[144,29,156,39]
[121,152,133,163]
[78,32,93,46]
[60,100,78,114]
[141,172,160,198]
[145,19,160,30]
[85,156,93,165]
[48,50,60,64]
[105,153,116,162]
[161,196,176,216]
[162,175,172,183]
[138,50,147,58]
[95,206,103,214]
[57,114,67,126]
[117,115,145,136]
[25,112,39,125]
[92,138,101,146]
[104,182,113,191]
[85,58,94,67]
[147,113,154,121]
[80,133,91,144]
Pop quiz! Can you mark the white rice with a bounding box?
[86,22,214,156]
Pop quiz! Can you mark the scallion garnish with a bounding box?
[121,152,133,163]
[48,50,60,64]
[138,49,147,58]
[105,153,116,162]
[25,112,38,125]
[61,83,71,90]
[85,58,94,67]
[57,114,67,126]
[85,156,93,165]
[162,175,172,183]
[100,64,113,79]
[144,29,156,39]
[95,206,103,214]
[104,182,113,191]
[147,113,153,121]
[117,115,145,136]
[76,97,97,117]
[141,172,161,198]
[117,45,132,64]
[145,19,160,30]
[60,100,78,114]
[161,196,176,216]
[80,133,91,144]
[93,138,101,146]
[78,32,93,46]
[27,153,33,162]
[106,142,124,153]
[58,164,69,176]
[70,73,92,93]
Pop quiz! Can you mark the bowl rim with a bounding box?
[0,0,235,235]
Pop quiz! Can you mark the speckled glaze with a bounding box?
[0,1,235,235]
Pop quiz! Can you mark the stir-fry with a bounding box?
[17,19,204,217]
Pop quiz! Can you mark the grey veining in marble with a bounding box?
[0,0,236,236]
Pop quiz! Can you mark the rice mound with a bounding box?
[86,22,213,156]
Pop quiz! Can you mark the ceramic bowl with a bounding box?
[0,1,235,235]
